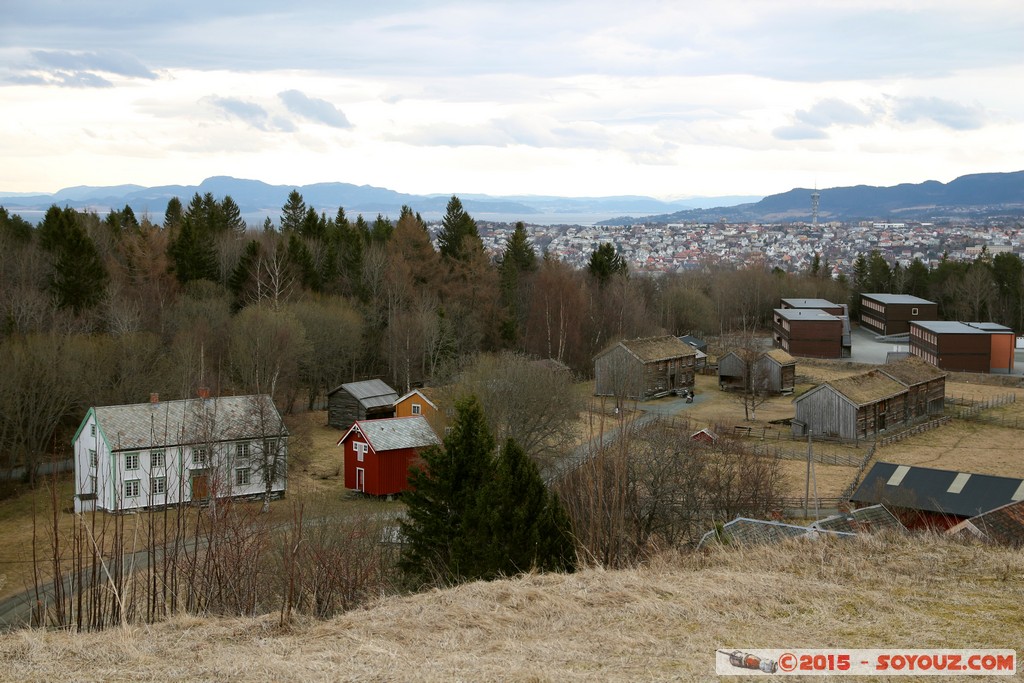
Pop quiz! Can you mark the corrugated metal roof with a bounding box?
[349,416,440,452]
[92,395,286,452]
[879,356,946,387]
[609,335,697,363]
[811,505,906,534]
[826,371,906,406]
[851,462,1024,518]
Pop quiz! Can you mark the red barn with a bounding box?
[337,416,440,496]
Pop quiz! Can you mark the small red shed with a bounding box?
[337,416,440,496]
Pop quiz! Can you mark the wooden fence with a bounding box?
[876,416,952,447]
[750,443,862,467]
[945,392,1016,419]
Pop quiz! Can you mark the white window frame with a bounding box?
[125,479,140,498]
[150,450,165,469]
[235,467,252,486]
[236,442,250,461]
[151,476,166,496]
[194,447,208,467]
[125,452,140,470]
[354,441,367,462]
[411,403,421,415]
[911,307,919,316]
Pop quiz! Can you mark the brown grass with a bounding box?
[2,533,1021,682]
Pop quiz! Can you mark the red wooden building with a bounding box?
[337,416,440,496]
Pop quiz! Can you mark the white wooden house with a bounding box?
[73,393,288,513]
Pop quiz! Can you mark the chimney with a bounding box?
[198,387,210,400]
[150,392,159,404]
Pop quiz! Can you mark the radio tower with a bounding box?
[810,185,820,229]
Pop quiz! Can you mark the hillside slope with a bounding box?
[2,534,1021,681]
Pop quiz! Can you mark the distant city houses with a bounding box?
[471,219,1023,276]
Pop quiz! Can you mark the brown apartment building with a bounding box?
[860,293,938,336]
[773,307,844,358]
[909,321,1016,373]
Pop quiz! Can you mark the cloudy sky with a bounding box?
[2,0,1022,199]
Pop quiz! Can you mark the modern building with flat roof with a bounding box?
[860,293,938,336]
[909,320,1015,373]
[773,307,844,358]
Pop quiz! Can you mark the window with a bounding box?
[90,424,96,437]
[125,479,140,498]
[411,403,421,415]
[89,449,97,468]
[235,467,251,486]
[89,475,96,493]
[150,450,165,468]
[263,439,278,457]
[151,476,166,496]
[125,452,140,470]
[354,441,367,462]
[236,442,250,460]
[911,307,919,316]
[194,447,207,467]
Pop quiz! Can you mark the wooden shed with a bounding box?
[337,416,440,496]
[594,335,697,401]
[326,379,398,430]
[792,370,908,442]
[878,355,946,417]
[718,349,795,395]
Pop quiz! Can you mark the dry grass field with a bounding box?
[2,533,1020,682]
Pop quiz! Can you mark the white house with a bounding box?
[73,393,288,513]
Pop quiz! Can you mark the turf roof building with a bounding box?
[594,335,697,401]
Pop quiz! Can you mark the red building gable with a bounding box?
[337,416,440,496]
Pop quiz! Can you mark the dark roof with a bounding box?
[328,379,399,409]
[861,293,935,306]
[811,505,906,534]
[879,356,946,387]
[85,395,286,451]
[851,462,1024,518]
[947,501,1024,547]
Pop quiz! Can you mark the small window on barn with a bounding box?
[412,403,421,415]
[354,442,367,462]
[125,453,140,470]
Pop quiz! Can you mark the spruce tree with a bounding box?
[587,242,627,286]
[400,395,495,586]
[49,221,108,312]
[437,195,481,261]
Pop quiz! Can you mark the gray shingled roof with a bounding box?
[811,505,906,534]
[352,416,440,452]
[92,395,286,452]
[330,379,399,410]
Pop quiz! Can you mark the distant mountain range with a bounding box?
[2,171,1021,226]
[0,176,757,226]
[600,171,1024,225]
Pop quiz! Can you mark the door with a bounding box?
[355,467,365,493]
[191,470,209,501]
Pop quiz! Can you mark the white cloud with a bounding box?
[278,90,352,129]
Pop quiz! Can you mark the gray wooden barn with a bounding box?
[878,356,946,418]
[327,379,398,429]
[594,335,697,401]
[792,370,909,442]
[718,349,796,395]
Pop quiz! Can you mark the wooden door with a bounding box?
[191,470,209,501]
[355,467,365,493]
